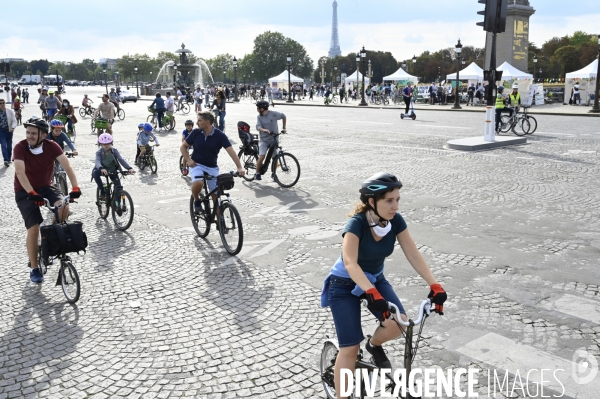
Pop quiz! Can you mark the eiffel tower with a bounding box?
[328,0,342,58]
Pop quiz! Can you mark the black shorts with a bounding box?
[15,186,63,229]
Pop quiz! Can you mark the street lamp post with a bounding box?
[233,56,239,102]
[173,65,177,88]
[286,53,294,103]
[355,52,361,100]
[453,39,463,110]
[590,35,600,113]
[333,64,338,93]
[149,71,153,89]
[359,46,368,106]
[539,68,542,82]
[533,55,537,82]
[116,71,120,90]
[320,61,325,86]
[223,70,226,86]
[251,70,254,86]
[134,65,139,98]
[103,69,108,94]
[412,55,417,76]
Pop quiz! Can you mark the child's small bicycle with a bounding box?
[320,299,436,399]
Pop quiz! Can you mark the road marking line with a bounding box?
[542,294,600,324]
[456,332,600,397]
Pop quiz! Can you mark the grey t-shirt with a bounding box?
[256,110,286,141]
[45,96,59,109]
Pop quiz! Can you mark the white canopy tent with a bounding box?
[383,67,418,82]
[446,62,484,80]
[344,70,370,86]
[268,70,304,84]
[566,59,598,79]
[497,61,533,80]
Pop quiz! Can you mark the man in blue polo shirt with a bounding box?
[180,111,245,213]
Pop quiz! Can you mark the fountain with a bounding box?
[154,43,214,90]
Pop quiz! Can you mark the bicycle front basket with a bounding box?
[94,119,108,129]
[55,115,68,124]
[217,173,235,191]
[147,106,155,113]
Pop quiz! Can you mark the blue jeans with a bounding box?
[0,127,13,163]
[328,274,405,347]
[156,110,165,128]
[219,111,226,132]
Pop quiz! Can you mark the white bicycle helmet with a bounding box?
[98,133,113,144]
[512,84,519,89]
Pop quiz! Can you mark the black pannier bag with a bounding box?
[41,222,88,256]
[217,173,235,191]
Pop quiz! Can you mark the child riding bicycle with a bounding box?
[136,123,160,164]
[93,133,135,201]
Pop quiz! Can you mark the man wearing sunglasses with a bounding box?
[0,99,17,167]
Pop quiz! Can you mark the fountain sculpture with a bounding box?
[155,43,214,89]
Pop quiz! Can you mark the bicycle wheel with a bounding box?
[219,202,244,256]
[190,195,210,238]
[79,107,86,118]
[237,149,257,181]
[149,155,158,174]
[499,115,512,133]
[146,114,156,130]
[180,103,190,114]
[179,155,189,176]
[57,173,68,196]
[60,259,80,303]
[514,118,530,136]
[112,190,134,231]
[332,97,338,104]
[321,342,344,399]
[164,117,174,131]
[525,115,537,134]
[273,152,300,188]
[139,156,147,171]
[96,186,109,219]
[117,108,125,121]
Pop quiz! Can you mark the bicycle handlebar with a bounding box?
[64,152,76,158]
[43,195,71,210]
[361,298,431,326]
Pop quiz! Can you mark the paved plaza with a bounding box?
[1,87,600,398]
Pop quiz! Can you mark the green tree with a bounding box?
[554,45,582,76]
[10,61,30,78]
[82,58,97,71]
[570,31,594,47]
[251,31,313,81]
[205,54,234,83]
[30,59,51,76]
[67,63,91,81]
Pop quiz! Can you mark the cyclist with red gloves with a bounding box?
[14,117,81,284]
[320,172,446,398]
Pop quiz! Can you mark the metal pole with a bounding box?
[359,47,368,106]
[453,42,462,109]
[590,35,600,113]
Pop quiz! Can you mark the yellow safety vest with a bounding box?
[509,92,520,106]
[495,94,505,109]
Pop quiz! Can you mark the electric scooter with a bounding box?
[400,96,417,120]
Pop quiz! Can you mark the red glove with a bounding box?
[27,191,45,206]
[428,284,447,315]
[364,288,391,320]
[69,186,82,202]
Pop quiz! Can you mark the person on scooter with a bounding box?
[402,83,413,115]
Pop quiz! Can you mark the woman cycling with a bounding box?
[56,99,77,136]
[211,91,226,132]
[321,172,447,399]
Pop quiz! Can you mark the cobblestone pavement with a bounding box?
[1,87,599,398]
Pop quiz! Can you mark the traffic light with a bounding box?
[476,0,507,33]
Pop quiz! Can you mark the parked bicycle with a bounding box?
[53,152,75,196]
[147,107,176,131]
[95,170,135,231]
[78,105,97,118]
[35,195,82,303]
[137,143,158,174]
[321,299,436,399]
[189,171,243,255]
[238,128,300,188]
[374,94,390,106]
[498,106,534,136]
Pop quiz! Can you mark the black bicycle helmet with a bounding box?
[24,117,50,133]
[359,172,403,198]
[359,172,403,222]
[184,119,194,126]
[256,100,270,109]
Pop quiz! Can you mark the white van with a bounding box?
[18,75,42,85]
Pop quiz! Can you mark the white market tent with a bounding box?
[268,70,304,84]
[566,59,598,79]
[345,70,370,85]
[497,61,533,79]
[446,62,484,80]
[383,67,418,82]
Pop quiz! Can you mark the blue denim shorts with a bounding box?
[328,275,405,348]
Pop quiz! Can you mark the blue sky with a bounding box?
[1,0,598,64]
